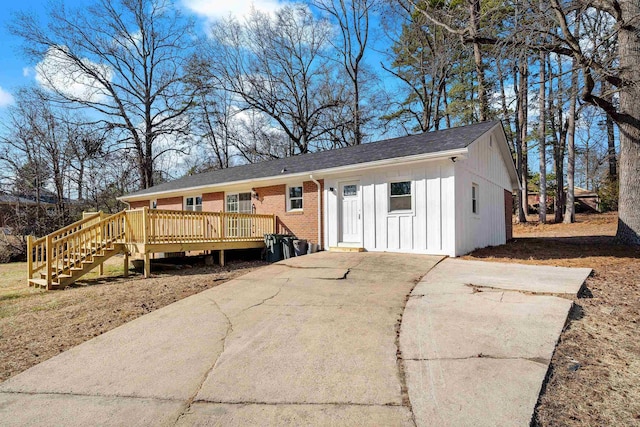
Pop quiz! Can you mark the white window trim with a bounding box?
[388,180,414,215]
[472,183,479,215]
[225,192,253,213]
[184,195,202,211]
[286,184,304,212]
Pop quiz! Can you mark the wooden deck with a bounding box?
[27,208,275,290]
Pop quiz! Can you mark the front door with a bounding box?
[340,181,361,243]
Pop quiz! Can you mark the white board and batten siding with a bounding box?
[454,130,514,256]
[324,159,457,256]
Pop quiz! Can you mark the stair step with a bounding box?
[57,274,73,279]
[28,278,61,289]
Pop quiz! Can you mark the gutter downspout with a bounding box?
[309,175,322,250]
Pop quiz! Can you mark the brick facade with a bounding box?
[123,181,324,246]
[202,191,224,212]
[129,200,149,209]
[504,189,513,241]
[252,180,324,246]
[156,196,183,210]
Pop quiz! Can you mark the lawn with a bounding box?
[0,256,266,382]
[465,212,640,426]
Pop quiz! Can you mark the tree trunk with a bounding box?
[469,0,488,121]
[564,62,577,224]
[538,51,547,223]
[615,0,640,245]
[519,59,529,221]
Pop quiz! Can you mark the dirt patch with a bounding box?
[465,212,640,426]
[0,259,267,382]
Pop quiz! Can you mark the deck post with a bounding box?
[143,207,149,245]
[272,214,276,234]
[144,252,151,278]
[27,235,33,279]
[45,234,53,290]
[219,211,224,241]
[219,249,225,267]
[123,251,129,278]
[99,262,104,276]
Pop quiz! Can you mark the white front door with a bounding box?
[340,181,361,243]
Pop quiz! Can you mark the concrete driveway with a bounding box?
[0,254,591,426]
[0,252,443,426]
[400,259,591,427]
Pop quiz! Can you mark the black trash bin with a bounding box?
[264,234,283,262]
[281,236,295,259]
[293,239,308,256]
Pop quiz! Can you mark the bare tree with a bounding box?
[314,0,376,145]
[205,5,347,156]
[11,0,197,190]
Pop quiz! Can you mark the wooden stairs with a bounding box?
[28,242,125,290]
[27,211,129,290]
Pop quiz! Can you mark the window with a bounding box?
[226,193,252,213]
[150,200,157,209]
[185,196,202,211]
[287,185,303,211]
[343,185,357,197]
[389,181,412,212]
[472,183,479,214]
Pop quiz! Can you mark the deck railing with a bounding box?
[28,208,275,287]
[125,208,275,245]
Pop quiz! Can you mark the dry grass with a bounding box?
[0,256,266,382]
[465,212,640,426]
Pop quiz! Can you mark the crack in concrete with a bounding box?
[404,354,549,365]
[237,283,285,314]
[465,283,574,299]
[0,389,183,403]
[174,296,233,424]
[192,399,405,407]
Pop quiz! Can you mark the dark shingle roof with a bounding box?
[125,121,500,198]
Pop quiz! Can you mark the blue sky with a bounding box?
[0,0,393,113]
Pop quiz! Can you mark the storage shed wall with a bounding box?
[454,130,513,255]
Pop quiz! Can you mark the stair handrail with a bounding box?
[43,210,127,288]
[27,211,125,285]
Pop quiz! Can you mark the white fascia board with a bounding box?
[119,148,469,202]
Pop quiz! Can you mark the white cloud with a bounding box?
[0,87,14,107]
[182,0,286,20]
[35,46,113,103]
[22,67,32,77]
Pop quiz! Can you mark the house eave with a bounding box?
[119,148,469,202]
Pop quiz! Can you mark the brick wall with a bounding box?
[504,189,513,241]
[129,200,149,209]
[203,191,224,212]
[253,180,324,246]
[157,196,183,210]
[124,182,324,246]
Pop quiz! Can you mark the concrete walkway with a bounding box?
[400,259,592,427]
[0,252,443,426]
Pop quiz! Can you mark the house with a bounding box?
[120,121,519,257]
[573,186,600,212]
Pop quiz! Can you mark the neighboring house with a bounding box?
[573,186,600,212]
[527,186,601,214]
[0,194,56,228]
[120,121,519,257]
